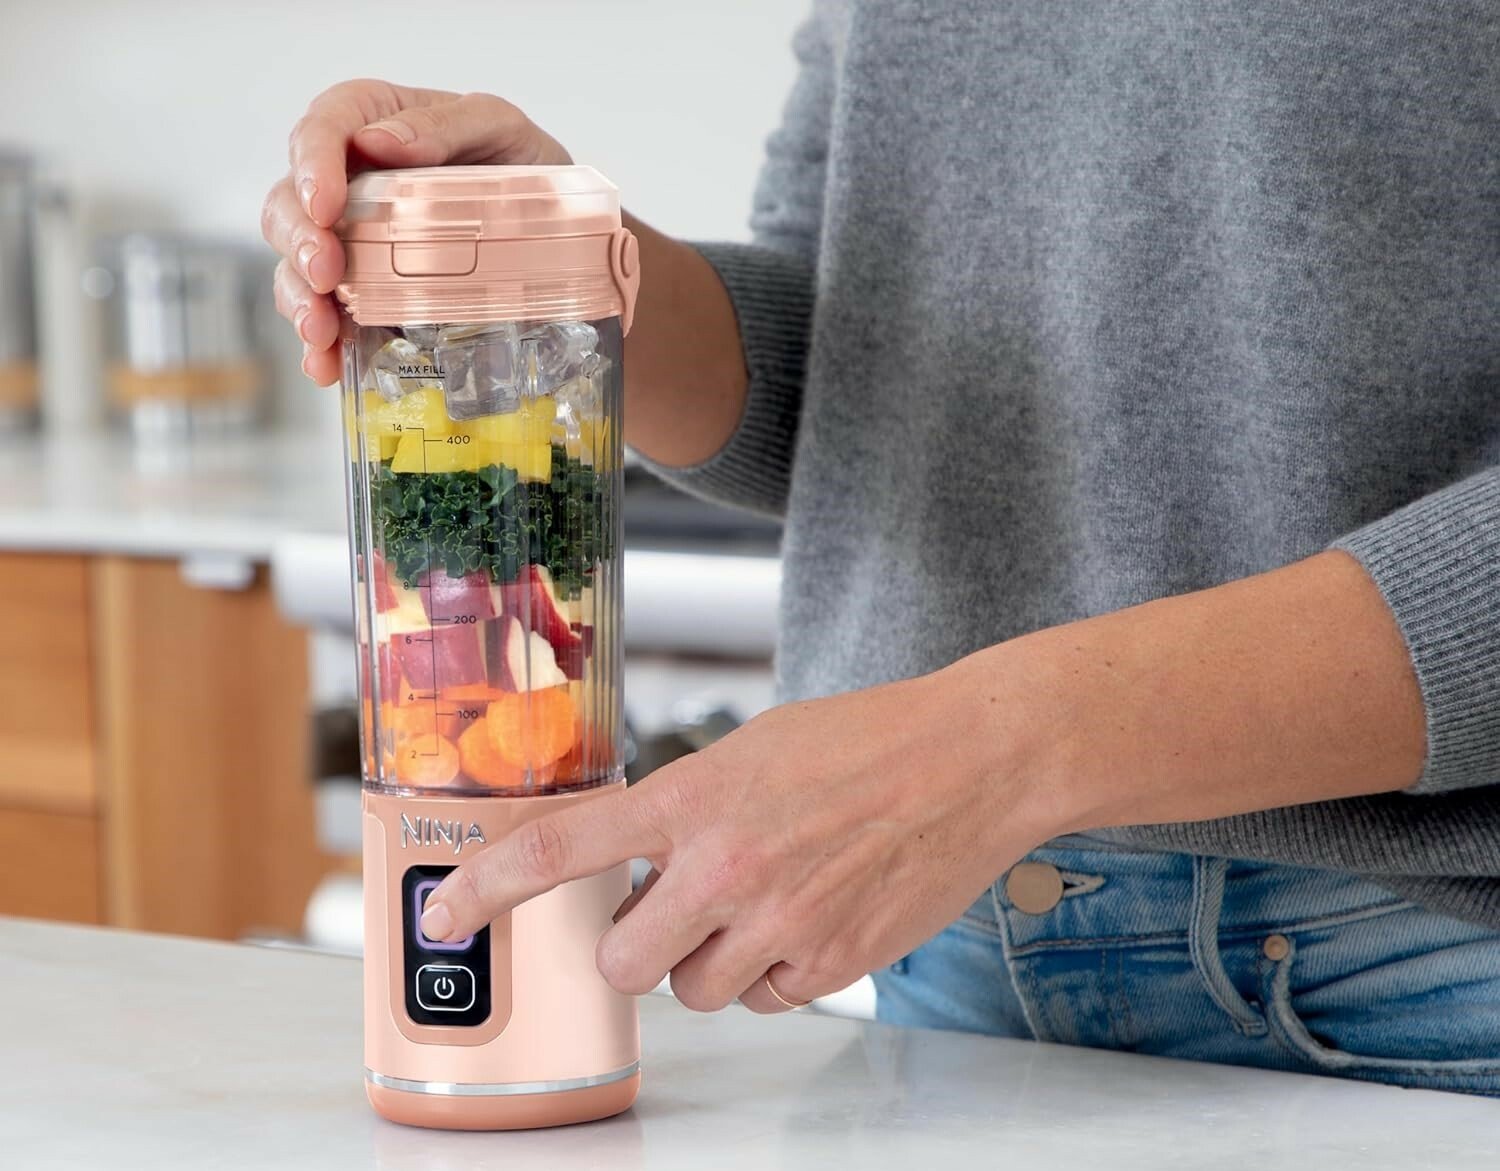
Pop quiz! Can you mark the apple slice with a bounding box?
[532,564,584,626]
[360,552,400,612]
[556,623,594,681]
[493,565,587,668]
[378,581,432,638]
[489,615,568,691]
[419,568,498,624]
[392,623,487,693]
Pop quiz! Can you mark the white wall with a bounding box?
[0,0,807,426]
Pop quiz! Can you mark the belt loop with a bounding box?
[1189,857,1267,1036]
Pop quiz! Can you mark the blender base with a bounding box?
[365,1067,640,1130]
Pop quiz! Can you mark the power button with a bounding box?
[415,964,477,1013]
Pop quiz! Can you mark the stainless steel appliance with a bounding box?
[89,232,264,440]
[0,151,39,433]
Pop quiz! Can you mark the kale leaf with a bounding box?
[369,446,610,597]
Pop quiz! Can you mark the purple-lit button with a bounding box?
[413,879,474,952]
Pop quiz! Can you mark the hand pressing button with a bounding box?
[413,879,475,953]
[416,964,476,1012]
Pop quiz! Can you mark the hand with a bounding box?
[260,80,571,385]
[420,663,1054,1013]
[415,552,1427,1016]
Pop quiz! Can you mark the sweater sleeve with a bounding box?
[1333,466,1500,795]
[636,8,831,517]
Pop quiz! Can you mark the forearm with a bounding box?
[959,550,1427,834]
[620,212,747,467]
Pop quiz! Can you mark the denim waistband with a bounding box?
[997,836,1411,951]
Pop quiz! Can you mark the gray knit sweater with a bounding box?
[656,1,1500,927]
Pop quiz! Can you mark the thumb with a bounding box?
[352,93,571,168]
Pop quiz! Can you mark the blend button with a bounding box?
[415,964,476,1012]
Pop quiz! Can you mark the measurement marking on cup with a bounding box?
[418,435,442,761]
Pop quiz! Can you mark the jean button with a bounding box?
[1262,934,1291,961]
[1005,862,1064,914]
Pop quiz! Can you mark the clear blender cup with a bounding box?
[335,166,640,1130]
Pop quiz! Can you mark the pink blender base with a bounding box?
[366,1073,641,1131]
[363,785,640,1130]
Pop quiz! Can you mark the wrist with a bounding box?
[932,637,1095,859]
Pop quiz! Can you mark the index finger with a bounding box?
[288,80,425,227]
[421,787,668,941]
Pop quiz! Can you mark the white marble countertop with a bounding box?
[4,917,1497,1170]
[0,430,349,561]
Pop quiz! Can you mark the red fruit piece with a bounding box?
[393,623,487,693]
[481,616,569,691]
[363,641,403,707]
[373,552,400,612]
[494,565,585,663]
[555,624,595,681]
[418,568,498,624]
[358,552,400,612]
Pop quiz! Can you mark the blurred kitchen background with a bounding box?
[0,0,811,985]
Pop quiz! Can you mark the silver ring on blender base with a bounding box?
[365,1061,640,1097]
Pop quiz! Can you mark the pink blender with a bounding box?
[335,166,640,1129]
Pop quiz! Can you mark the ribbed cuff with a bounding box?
[632,242,815,518]
[1333,468,1500,794]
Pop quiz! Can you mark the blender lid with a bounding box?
[335,165,639,332]
[340,165,624,241]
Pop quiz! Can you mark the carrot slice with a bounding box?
[554,717,607,784]
[486,687,578,769]
[457,721,524,787]
[441,683,507,703]
[458,722,557,788]
[394,733,460,787]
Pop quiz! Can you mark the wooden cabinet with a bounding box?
[0,809,102,922]
[0,553,333,939]
[0,555,97,817]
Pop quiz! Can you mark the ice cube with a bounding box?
[438,321,514,344]
[553,359,608,462]
[556,365,603,424]
[436,322,523,420]
[400,324,441,349]
[368,334,444,402]
[520,321,599,397]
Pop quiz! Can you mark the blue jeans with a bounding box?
[873,837,1500,1095]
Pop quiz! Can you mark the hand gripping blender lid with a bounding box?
[335,166,640,1131]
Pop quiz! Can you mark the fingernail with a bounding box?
[298,177,318,219]
[293,306,311,344]
[421,901,455,941]
[363,119,415,145]
[296,239,320,283]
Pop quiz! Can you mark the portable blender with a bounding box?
[335,166,641,1130]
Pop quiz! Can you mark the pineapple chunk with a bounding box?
[345,391,401,460]
[454,394,556,445]
[507,443,553,483]
[391,432,492,474]
[460,413,528,446]
[571,416,614,468]
[384,392,552,481]
[389,433,428,474]
[380,388,453,436]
